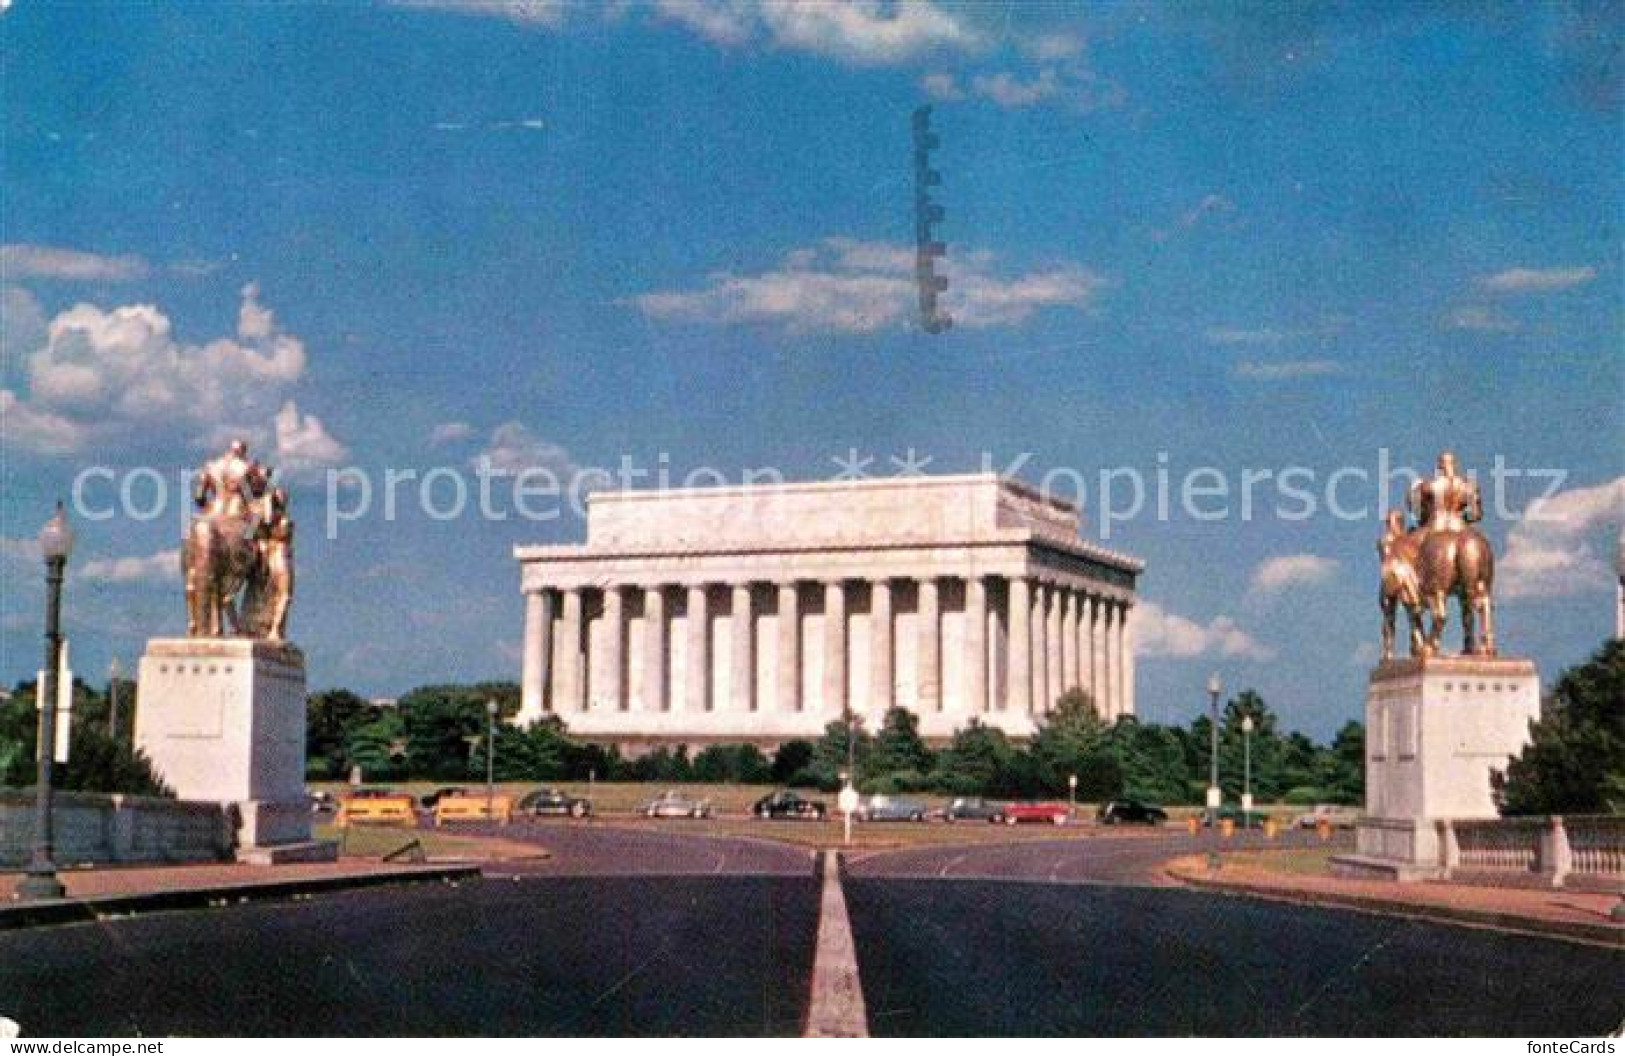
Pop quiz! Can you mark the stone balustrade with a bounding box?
[0,789,233,868]
[1439,815,1625,891]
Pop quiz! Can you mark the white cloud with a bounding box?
[971,69,1061,108]
[392,0,569,28]
[77,548,181,585]
[3,284,338,459]
[0,536,41,566]
[1232,359,1344,381]
[1475,265,1596,294]
[476,421,576,477]
[273,400,350,483]
[1443,304,1520,333]
[634,236,1104,335]
[405,0,976,64]
[429,420,475,445]
[1249,554,1339,595]
[1,243,147,282]
[0,388,86,455]
[920,72,964,101]
[1501,476,1625,599]
[2,285,47,363]
[651,0,755,46]
[756,0,977,65]
[1026,32,1084,61]
[1131,601,1274,661]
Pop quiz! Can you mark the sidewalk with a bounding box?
[1166,852,1624,947]
[0,858,482,930]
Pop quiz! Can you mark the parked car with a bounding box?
[518,787,592,818]
[419,786,468,809]
[1201,804,1267,829]
[855,794,929,822]
[1097,799,1168,826]
[944,797,1007,823]
[1002,801,1072,825]
[308,791,337,815]
[640,790,713,819]
[344,787,399,799]
[1294,804,1359,830]
[753,790,827,820]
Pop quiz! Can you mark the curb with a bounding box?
[803,851,870,1038]
[1168,863,1624,948]
[0,864,482,932]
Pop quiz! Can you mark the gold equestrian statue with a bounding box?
[1378,451,1497,660]
[183,440,295,640]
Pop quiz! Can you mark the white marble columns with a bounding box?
[686,585,709,712]
[519,589,554,723]
[777,582,799,714]
[521,575,1133,733]
[823,581,847,718]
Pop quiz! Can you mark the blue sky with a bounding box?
[2,1,1620,739]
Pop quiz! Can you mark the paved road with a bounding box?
[849,827,1338,886]
[487,819,816,877]
[844,878,1625,1036]
[0,873,819,1036]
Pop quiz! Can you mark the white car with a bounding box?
[639,790,713,819]
[1295,804,1359,829]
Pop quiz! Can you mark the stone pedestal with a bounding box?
[1334,655,1539,881]
[136,638,333,863]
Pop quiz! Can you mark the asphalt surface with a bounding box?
[848,827,1337,886]
[487,819,816,876]
[3,822,1619,1037]
[844,878,1625,1036]
[0,872,820,1036]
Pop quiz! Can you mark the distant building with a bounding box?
[514,474,1142,746]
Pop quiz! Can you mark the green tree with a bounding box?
[770,740,815,784]
[1105,717,1192,805]
[804,717,871,790]
[306,688,372,779]
[397,683,520,780]
[0,680,168,795]
[693,743,771,783]
[1494,639,1625,815]
[347,711,407,782]
[869,707,933,778]
[1029,689,1120,799]
[931,720,1032,796]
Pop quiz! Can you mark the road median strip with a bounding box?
[804,851,869,1038]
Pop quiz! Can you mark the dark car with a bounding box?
[753,790,827,820]
[1097,799,1168,826]
[944,797,1006,823]
[419,786,468,809]
[1202,804,1267,829]
[518,787,591,818]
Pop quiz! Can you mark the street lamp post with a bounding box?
[1068,773,1078,814]
[1241,714,1255,830]
[1205,672,1223,872]
[107,657,121,742]
[19,504,74,901]
[485,699,498,820]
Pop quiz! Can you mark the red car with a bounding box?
[1001,801,1072,826]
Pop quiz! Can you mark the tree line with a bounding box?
[3,637,1617,812]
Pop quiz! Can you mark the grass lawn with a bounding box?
[312,821,541,861]
[1221,845,1341,876]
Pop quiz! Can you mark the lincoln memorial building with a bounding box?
[514,474,1142,744]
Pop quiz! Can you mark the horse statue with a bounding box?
[1377,451,1497,659]
[183,440,294,640]
[1378,509,1425,661]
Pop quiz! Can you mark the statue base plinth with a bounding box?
[136,638,331,861]
[1332,655,1539,882]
